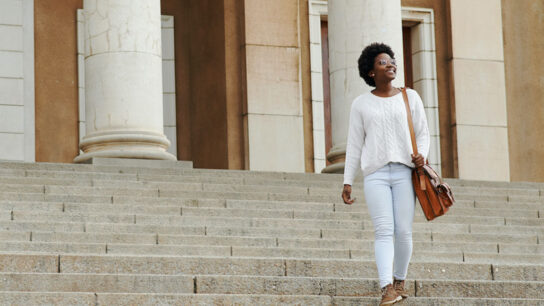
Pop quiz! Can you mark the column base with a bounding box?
[74,131,177,163]
[321,144,346,173]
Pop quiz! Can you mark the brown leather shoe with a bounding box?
[380,283,402,305]
[393,278,408,299]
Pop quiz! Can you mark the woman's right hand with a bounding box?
[342,184,355,205]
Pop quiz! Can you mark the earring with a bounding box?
[370,73,375,77]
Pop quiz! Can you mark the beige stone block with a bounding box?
[0,292,95,305]
[413,79,438,107]
[453,59,507,126]
[411,22,435,53]
[0,25,22,51]
[248,114,305,172]
[313,130,326,160]
[246,45,301,116]
[412,50,436,82]
[428,135,440,165]
[310,43,322,72]
[309,15,321,44]
[0,105,24,133]
[0,78,23,105]
[0,0,22,26]
[311,71,323,102]
[456,125,510,181]
[244,0,298,47]
[425,107,439,136]
[0,133,24,160]
[450,0,504,60]
[0,254,58,273]
[0,51,22,78]
[312,100,325,131]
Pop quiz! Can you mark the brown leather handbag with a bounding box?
[401,88,454,221]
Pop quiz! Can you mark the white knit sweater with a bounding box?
[343,89,430,185]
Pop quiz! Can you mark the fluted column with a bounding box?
[74,0,175,163]
[322,0,404,173]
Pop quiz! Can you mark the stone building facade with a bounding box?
[0,0,542,182]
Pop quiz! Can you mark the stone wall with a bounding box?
[0,0,34,162]
[502,0,544,182]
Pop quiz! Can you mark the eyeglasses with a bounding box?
[376,58,397,66]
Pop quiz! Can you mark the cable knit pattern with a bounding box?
[343,89,430,185]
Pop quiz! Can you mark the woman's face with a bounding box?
[370,53,397,83]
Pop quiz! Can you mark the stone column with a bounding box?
[322,0,404,173]
[74,0,176,163]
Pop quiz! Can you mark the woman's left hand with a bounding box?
[411,153,425,168]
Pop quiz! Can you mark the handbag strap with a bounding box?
[401,87,426,190]
[401,88,418,156]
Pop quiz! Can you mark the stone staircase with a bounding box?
[0,158,543,305]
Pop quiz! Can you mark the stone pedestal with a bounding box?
[74,0,175,163]
[322,0,404,173]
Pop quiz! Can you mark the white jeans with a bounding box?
[363,162,415,288]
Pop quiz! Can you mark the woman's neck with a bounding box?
[372,82,398,97]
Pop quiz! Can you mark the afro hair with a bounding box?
[358,42,395,87]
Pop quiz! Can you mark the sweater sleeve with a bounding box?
[409,90,430,160]
[343,100,365,185]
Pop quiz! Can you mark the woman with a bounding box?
[341,43,429,305]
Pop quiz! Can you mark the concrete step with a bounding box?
[0,272,193,293]
[0,253,538,281]
[193,276,544,298]
[465,253,544,265]
[2,233,544,262]
[0,221,85,232]
[0,292,96,305]
[5,227,539,255]
[2,199,541,225]
[474,200,544,211]
[3,292,543,306]
[0,241,106,254]
[2,217,541,246]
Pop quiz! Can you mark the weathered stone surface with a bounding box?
[45,185,159,197]
[86,223,206,235]
[465,253,544,265]
[97,293,332,306]
[195,275,388,296]
[333,297,544,305]
[0,201,63,212]
[493,265,544,281]
[60,255,285,276]
[106,244,230,257]
[159,235,275,247]
[226,199,334,211]
[0,254,57,273]
[0,292,95,305]
[32,232,156,244]
[286,260,492,280]
[13,211,134,223]
[415,280,544,298]
[0,273,194,293]
[0,221,84,232]
[0,241,105,254]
